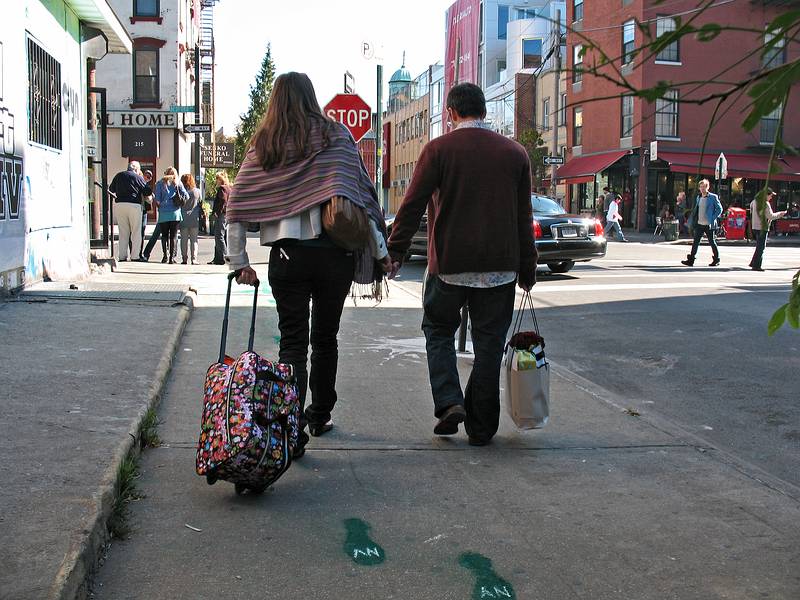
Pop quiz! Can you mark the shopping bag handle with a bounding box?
[218,271,260,363]
[511,290,541,336]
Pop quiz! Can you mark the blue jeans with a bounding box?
[750,229,768,269]
[422,275,516,440]
[689,224,719,260]
[604,220,626,240]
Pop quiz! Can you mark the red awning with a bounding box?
[555,150,628,184]
[659,151,800,182]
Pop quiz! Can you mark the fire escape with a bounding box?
[199,0,218,147]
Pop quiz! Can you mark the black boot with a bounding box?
[681,254,695,266]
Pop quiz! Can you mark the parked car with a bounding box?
[530,194,607,273]
[385,194,606,273]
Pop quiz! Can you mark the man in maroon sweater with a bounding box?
[387,83,537,446]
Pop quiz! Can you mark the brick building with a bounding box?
[558,0,800,229]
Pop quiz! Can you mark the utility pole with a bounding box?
[376,64,384,213]
[551,9,561,200]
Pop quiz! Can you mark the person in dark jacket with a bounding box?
[209,172,231,265]
[387,83,537,446]
[110,161,149,262]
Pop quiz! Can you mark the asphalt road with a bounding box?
[392,240,800,488]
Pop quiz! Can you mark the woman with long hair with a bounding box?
[179,173,202,264]
[209,171,231,265]
[227,72,391,458]
[154,167,187,263]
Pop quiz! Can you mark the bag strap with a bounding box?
[218,272,260,363]
[511,290,541,336]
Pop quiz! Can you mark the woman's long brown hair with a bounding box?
[252,72,335,169]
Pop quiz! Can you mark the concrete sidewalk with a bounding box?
[0,270,193,600]
[90,298,800,598]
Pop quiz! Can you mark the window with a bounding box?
[133,47,159,103]
[134,0,159,17]
[573,0,583,22]
[27,38,62,150]
[763,31,786,69]
[760,105,782,144]
[516,8,537,19]
[621,95,634,137]
[573,44,583,83]
[655,89,679,138]
[522,38,543,69]
[498,5,509,40]
[573,106,583,146]
[622,20,636,65]
[497,59,507,81]
[542,98,550,129]
[655,16,679,62]
[560,93,567,125]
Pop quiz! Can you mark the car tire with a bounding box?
[547,260,575,274]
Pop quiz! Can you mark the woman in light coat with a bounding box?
[179,173,202,264]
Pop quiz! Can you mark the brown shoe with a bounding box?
[434,404,466,435]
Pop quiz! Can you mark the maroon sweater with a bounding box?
[388,127,536,277]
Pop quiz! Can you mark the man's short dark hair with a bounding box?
[446,83,486,119]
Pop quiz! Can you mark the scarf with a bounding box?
[228,122,388,300]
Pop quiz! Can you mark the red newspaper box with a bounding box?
[726,207,747,240]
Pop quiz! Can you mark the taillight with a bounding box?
[593,220,604,236]
[533,220,542,239]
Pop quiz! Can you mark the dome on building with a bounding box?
[389,65,411,84]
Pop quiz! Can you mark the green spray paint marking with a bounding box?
[343,518,385,566]
[459,552,515,599]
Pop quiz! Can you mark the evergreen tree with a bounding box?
[234,45,276,172]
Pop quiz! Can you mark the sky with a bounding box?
[213,0,455,135]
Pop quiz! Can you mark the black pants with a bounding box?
[689,224,719,260]
[143,222,162,259]
[750,229,768,269]
[213,213,227,264]
[160,221,179,261]
[422,275,516,441]
[268,244,354,428]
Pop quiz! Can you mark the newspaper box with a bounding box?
[725,207,747,240]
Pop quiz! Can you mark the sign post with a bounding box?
[323,94,372,143]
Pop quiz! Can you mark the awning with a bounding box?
[658,151,800,182]
[65,0,133,54]
[556,150,628,184]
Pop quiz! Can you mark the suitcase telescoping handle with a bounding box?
[219,271,260,363]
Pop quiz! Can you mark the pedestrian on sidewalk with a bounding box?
[682,178,723,267]
[153,167,187,264]
[387,82,537,446]
[228,72,391,458]
[179,173,201,265]
[675,190,687,234]
[749,188,787,271]
[109,161,147,262]
[604,195,628,242]
[209,173,231,265]
[137,169,154,260]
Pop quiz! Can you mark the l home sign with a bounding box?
[106,111,177,129]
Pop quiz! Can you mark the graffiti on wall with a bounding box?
[0,40,24,221]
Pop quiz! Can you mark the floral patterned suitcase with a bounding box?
[195,273,300,495]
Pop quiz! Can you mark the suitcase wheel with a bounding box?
[234,483,268,495]
[206,472,218,486]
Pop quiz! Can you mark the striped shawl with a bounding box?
[227,122,387,296]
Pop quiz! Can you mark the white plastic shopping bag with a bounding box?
[501,292,549,429]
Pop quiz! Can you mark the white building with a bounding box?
[0,0,131,292]
[429,63,445,140]
[95,0,202,187]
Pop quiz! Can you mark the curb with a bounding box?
[48,296,194,600]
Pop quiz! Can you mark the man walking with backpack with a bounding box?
[387,83,537,446]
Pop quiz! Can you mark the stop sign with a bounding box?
[324,94,372,143]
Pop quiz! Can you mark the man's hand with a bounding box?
[518,270,536,292]
[388,261,402,280]
[235,266,258,286]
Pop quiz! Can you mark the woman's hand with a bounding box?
[235,266,258,286]
[379,255,393,274]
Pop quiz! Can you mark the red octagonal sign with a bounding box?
[324,94,372,143]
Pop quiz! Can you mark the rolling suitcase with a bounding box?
[195,272,300,495]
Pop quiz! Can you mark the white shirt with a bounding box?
[698,196,710,226]
[606,201,621,222]
[750,199,786,231]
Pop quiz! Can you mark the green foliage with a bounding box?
[138,407,161,449]
[517,129,550,189]
[234,45,276,173]
[108,456,144,539]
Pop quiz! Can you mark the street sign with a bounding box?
[169,105,196,113]
[543,155,565,165]
[324,94,372,143]
[715,152,728,180]
[650,140,658,161]
[183,123,212,134]
[201,143,235,168]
